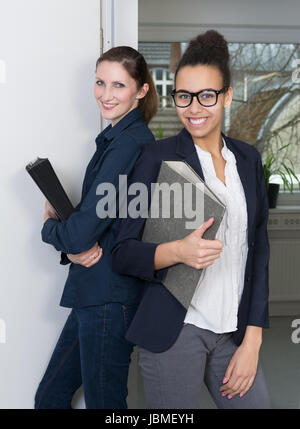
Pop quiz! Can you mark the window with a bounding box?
[151,68,174,108]
[227,43,300,195]
[139,41,300,200]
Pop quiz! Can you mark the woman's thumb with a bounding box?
[196,217,214,237]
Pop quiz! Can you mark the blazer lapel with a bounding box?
[175,128,257,243]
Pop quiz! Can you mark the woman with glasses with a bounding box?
[112,30,271,409]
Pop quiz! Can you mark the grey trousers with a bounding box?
[138,323,271,409]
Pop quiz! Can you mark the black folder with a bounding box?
[26,157,74,221]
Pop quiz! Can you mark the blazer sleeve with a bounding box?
[111,144,168,283]
[59,201,83,265]
[41,134,143,255]
[247,151,270,328]
[60,253,71,265]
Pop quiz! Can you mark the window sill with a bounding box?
[275,190,300,208]
[270,206,300,211]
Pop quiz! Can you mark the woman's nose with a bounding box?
[188,96,204,114]
[100,86,114,101]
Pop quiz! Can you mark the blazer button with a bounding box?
[246,276,250,282]
[251,241,254,247]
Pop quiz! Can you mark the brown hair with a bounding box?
[96,46,157,124]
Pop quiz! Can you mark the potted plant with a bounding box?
[152,123,164,140]
[263,142,300,208]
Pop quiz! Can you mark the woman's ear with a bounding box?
[136,83,149,100]
[224,86,233,108]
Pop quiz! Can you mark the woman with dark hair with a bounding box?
[112,31,271,409]
[34,46,157,409]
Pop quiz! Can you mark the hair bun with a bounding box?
[188,30,229,60]
[174,29,231,87]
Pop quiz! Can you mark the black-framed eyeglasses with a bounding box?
[171,86,228,108]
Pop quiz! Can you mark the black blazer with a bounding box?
[41,108,155,308]
[111,128,270,352]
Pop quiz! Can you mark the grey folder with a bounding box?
[142,160,226,309]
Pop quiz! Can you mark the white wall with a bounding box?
[114,0,138,48]
[0,0,100,408]
[139,0,300,42]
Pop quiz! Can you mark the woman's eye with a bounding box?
[201,92,214,99]
[178,93,190,99]
[115,83,125,88]
[96,80,104,86]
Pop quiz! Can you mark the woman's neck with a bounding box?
[192,132,224,157]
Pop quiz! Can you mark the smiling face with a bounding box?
[175,64,233,145]
[94,60,148,126]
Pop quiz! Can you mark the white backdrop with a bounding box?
[0,0,101,408]
[0,0,142,410]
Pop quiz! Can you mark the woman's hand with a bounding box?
[219,326,262,399]
[44,200,59,222]
[43,200,103,267]
[177,217,223,269]
[154,217,223,271]
[67,242,103,268]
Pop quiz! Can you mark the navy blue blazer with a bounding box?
[41,108,155,308]
[111,127,270,352]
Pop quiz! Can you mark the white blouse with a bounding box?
[184,138,249,333]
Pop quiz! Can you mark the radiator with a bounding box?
[268,209,300,316]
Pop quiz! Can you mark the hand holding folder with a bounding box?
[26,157,74,221]
[142,160,226,309]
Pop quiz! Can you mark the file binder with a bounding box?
[26,157,74,221]
[142,160,226,309]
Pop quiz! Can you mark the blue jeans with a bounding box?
[34,303,138,409]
